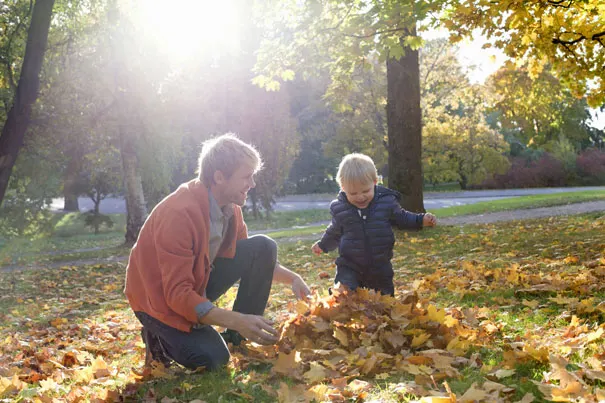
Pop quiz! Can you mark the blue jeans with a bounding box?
[335,265,395,296]
[135,235,277,370]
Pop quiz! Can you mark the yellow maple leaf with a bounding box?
[273,351,300,375]
[361,354,379,374]
[91,356,111,378]
[411,332,431,348]
[459,382,488,402]
[0,375,26,396]
[73,367,94,384]
[303,362,329,384]
[524,345,549,363]
[333,327,348,347]
[585,327,604,343]
[295,300,309,315]
[443,315,459,328]
[427,305,446,324]
[446,337,471,356]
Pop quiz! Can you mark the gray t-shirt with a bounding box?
[207,190,234,264]
[195,190,234,321]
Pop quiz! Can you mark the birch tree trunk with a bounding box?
[120,128,147,245]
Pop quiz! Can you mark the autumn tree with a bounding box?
[487,61,592,152]
[254,1,446,212]
[443,0,605,107]
[420,39,509,189]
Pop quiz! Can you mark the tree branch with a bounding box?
[552,30,605,45]
[546,0,574,8]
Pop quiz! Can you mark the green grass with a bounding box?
[0,212,126,268]
[0,213,603,401]
[243,208,331,231]
[1,190,603,268]
[431,190,605,217]
[53,212,127,237]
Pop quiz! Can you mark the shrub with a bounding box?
[477,153,566,189]
[576,148,605,185]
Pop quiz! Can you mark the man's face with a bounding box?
[215,163,256,207]
[342,180,376,209]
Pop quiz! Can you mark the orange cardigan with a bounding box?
[124,179,248,332]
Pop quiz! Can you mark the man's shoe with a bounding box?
[220,329,246,346]
[141,328,172,368]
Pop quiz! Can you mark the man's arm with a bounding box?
[199,307,278,345]
[273,263,311,300]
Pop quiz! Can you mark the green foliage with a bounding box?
[254,0,443,97]
[421,39,509,189]
[0,139,62,238]
[284,78,340,195]
[551,137,579,182]
[82,211,114,234]
[487,62,592,150]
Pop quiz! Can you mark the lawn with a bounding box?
[0,212,603,402]
[432,190,605,218]
[1,190,603,268]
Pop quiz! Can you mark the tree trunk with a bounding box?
[0,0,55,206]
[63,147,83,211]
[386,28,424,213]
[93,191,101,234]
[120,128,147,245]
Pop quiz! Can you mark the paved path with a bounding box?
[438,200,605,226]
[4,200,604,273]
[49,186,605,214]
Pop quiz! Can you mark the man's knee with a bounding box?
[249,235,277,268]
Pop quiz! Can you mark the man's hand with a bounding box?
[423,213,437,227]
[292,275,311,300]
[235,314,279,345]
[311,242,322,255]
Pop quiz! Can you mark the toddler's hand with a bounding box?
[311,242,322,255]
[423,213,437,227]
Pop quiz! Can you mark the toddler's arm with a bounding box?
[391,202,424,230]
[423,212,437,227]
[313,209,342,254]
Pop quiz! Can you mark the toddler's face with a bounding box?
[342,180,376,209]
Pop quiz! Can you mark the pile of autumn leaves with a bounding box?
[237,280,605,402]
[266,286,476,402]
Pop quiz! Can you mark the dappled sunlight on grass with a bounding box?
[0,213,603,401]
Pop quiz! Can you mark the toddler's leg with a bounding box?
[363,273,395,297]
[334,266,361,292]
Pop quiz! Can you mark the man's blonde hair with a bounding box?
[336,153,378,189]
[198,133,263,186]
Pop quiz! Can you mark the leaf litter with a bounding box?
[0,214,603,402]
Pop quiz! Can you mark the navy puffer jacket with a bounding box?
[317,185,424,274]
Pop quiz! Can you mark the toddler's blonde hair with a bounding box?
[336,153,378,189]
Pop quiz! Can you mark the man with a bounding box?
[124,133,311,370]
